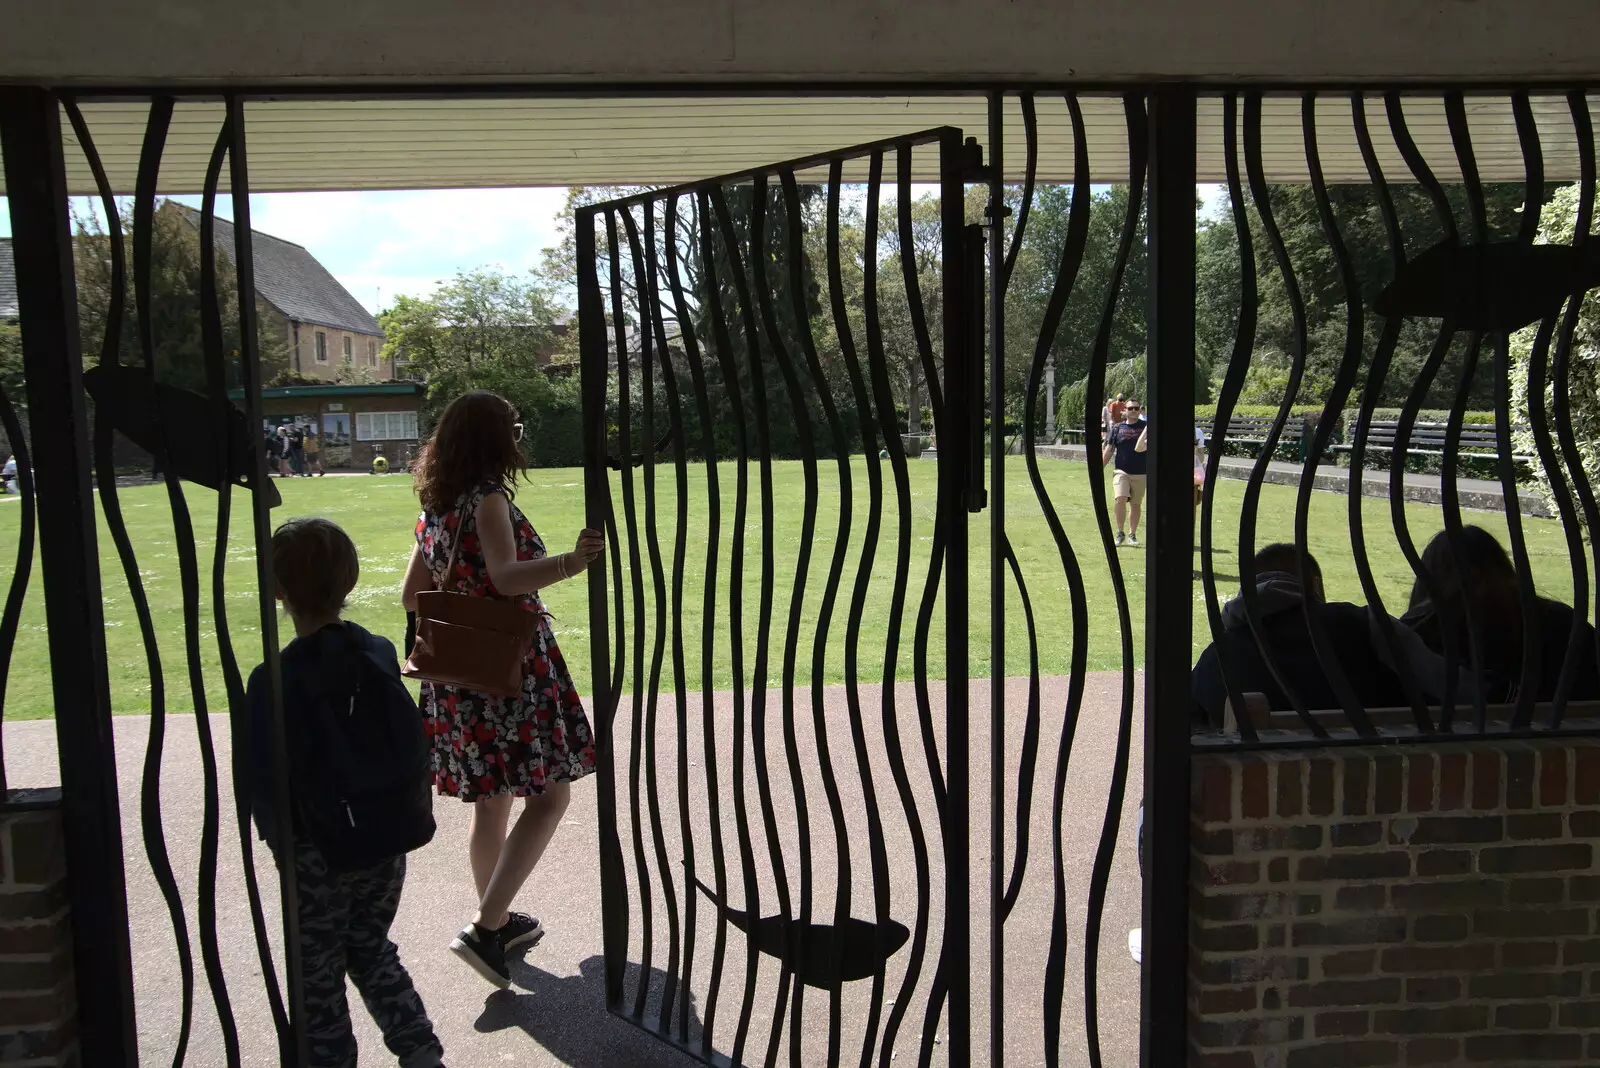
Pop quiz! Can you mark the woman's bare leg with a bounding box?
[474,784,572,930]
[469,794,514,902]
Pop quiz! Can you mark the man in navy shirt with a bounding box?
[1101,397,1147,546]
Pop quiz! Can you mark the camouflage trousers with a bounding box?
[293,839,444,1068]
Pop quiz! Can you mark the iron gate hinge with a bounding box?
[961,137,989,183]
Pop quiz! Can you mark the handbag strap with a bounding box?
[438,489,508,600]
[438,491,472,592]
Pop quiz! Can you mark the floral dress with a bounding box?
[415,485,596,801]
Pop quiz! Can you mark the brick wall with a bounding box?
[0,789,77,1068]
[1190,739,1600,1067]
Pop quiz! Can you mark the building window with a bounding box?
[356,410,419,442]
[315,331,328,362]
[343,336,353,362]
[368,338,378,367]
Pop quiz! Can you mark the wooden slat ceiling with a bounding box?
[3,93,1593,194]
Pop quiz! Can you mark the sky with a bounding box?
[0,188,572,315]
[0,183,1226,316]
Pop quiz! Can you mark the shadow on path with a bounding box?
[475,954,705,1067]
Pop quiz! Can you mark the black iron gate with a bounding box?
[14,80,1599,1068]
[577,127,980,1066]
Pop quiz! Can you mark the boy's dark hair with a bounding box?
[1253,542,1322,586]
[272,517,359,618]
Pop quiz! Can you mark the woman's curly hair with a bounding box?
[412,391,523,515]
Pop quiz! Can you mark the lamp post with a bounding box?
[1044,355,1057,442]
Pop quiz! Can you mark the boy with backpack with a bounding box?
[247,517,446,1068]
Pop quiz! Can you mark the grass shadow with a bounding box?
[1194,569,1240,585]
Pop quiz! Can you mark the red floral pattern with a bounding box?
[416,485,597,801]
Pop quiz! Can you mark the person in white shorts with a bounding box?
[1101,398,1147,546]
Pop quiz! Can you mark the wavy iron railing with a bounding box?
[579,128,964,1068]
[24,81,1600,1068]
[1195,88,1600,749]
[52,93,304,1067]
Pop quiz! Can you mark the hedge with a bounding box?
[1196,404,1323,423]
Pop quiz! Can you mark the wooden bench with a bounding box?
[1209,415,1277,455]
[1331,420,1534,465]
[1063,415,1298,458]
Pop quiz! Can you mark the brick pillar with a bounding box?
[0,789,78,1068]
[1189,739,1600,1067]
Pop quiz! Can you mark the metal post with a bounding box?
[1143,84,1195,1068]
[578,207,626,1010]
[985,90,1007,1068]
[0,86,139,1066]
[226,95,310,1067]
[939,128,973,1067]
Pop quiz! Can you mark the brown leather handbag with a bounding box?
[402,498,539,698]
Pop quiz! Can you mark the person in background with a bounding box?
[277,426,293,478]
[1402,526,1600,704]
[304,425,325,476]
[1190,543,1415,729]
[248,518,447,1068]
[288,423,307,476]
[1131,418,1206,535]
[3,455,17,495]
[1102,397,1147,546]
[401,391,604,988]
[1102,392,1127,440]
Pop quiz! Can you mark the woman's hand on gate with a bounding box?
[571,528,605,572]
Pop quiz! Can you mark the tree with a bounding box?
[0,322,24,455]
[1206,181,1540,412]
[73,198,290,392]
[379,268,576,464]
[1004,184,1156,433]
[1513,183,1600,521]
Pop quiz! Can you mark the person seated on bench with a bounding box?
[1402,526,1600,704]
[1191,544,1412,729]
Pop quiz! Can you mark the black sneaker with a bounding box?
[499,912,545,952]
[449,923,510,989]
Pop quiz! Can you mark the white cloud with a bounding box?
[239,188,572,313]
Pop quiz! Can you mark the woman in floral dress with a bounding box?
[401,391,603,988]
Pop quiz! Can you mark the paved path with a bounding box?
[3,674,1144,1067]
[1033,444,1550,517]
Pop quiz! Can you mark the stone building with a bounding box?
[187,206,393,382]
[248,381,424,471]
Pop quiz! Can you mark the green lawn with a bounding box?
[0,459,1581,720]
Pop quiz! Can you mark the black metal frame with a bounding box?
[1,87,308,1068]
[0,85,139,1068]
[1142,85,1196,1068]
[578,125,978,1068]
[6,78,1597,1068]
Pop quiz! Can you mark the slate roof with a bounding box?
[183,208,381,337]
[0,239,16,321]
